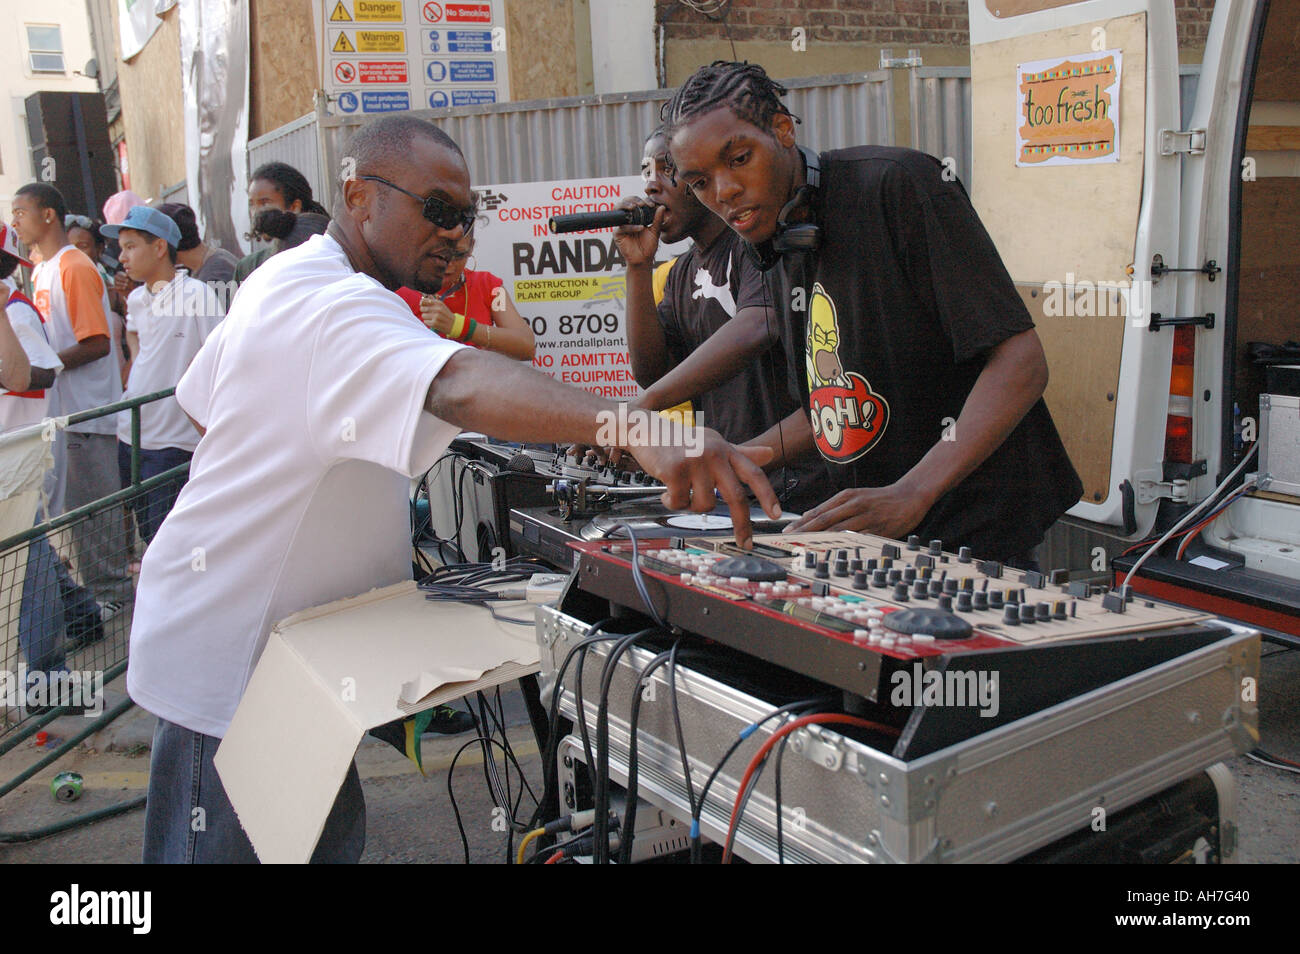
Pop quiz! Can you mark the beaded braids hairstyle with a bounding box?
[659,61,800,176]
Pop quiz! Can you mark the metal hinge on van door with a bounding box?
[1136,475,1191,505]
[1159,129,1207,156]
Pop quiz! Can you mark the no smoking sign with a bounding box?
[334,61,356,83]
[423,2,443,22]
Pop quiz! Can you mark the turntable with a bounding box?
[509,499,798,569]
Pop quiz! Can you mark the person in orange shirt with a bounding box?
[11,184,130,613]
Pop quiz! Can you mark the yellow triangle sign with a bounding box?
[329,1,352,22]
[332,31,355,53]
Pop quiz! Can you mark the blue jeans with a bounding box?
[117,442,192,543]
[142,717,366,863]
[17,512,99,683]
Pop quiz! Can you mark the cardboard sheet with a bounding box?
[215,580,540,863]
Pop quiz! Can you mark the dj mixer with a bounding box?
[560,530,1222,750]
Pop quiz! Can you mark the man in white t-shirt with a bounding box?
[102,206,223,547]
[0,227,103,702]
[10,184,131,610]
[127,116,779,863]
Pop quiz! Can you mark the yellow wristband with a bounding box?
[448,312,466,341]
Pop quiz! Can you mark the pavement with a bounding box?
[0,644,1296,864]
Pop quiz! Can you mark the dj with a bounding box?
[615,126,828,513]
[662,62,1082,564]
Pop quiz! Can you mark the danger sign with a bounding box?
[334,61,356,82]
[359,60,408,83]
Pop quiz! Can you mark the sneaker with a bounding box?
[99,600,128,623]
[421,705,476,735]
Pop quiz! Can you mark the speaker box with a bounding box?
[24,91,117,218]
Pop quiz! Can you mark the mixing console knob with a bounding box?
[938,594,953,612]
[943,578,959,595]
[1053,601,1068,620]
[928,579,943,598]
[814,562,830,579]
[929,539,943,556]
[849,558,863,573]
[1003,604,1021,625]
[1007,589,1020,604]
[955,591,973,612]
[990,591,1004,609]
[833,557,849,576]
[1036,602,1052,622]
[958,546,973,563]
[865,558,878,572]
[902,567,917,584]
[893,583,911,601]
[960,577,974,591]
[906,534,921,551]
[881,557,894,570]
[972,591,988,611]
[1019,604,1036,624]
[872,569,889,588]
[912,580,929,599]
[887,569,902,584]
[804,552,817,569]
[852,571,869,589]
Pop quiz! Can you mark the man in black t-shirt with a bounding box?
[617,127,829,513]
[661,63,1082,562]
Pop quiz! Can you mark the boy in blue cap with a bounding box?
[102,207,224,549]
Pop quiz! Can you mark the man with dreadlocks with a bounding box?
[662,62,1081,565]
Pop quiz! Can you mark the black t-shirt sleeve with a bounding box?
[886,160,1034,366]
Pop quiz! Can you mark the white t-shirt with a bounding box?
[0,278,64,433]
[127,234,464,738]
[32,245,122,435]
[117,271,224,451]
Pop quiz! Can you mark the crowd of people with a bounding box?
[2,156,534,716]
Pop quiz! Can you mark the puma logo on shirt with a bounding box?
[691,254,737,317]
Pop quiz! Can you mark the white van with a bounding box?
[968,0,1298,642]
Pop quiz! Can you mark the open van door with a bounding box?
[967,0,1184,538]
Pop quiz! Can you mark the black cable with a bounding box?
[447,732,540,864]
[723,746,774,861]
[525,618,619,833]
[593,627,662,863]
[620,644,682,864]
[689,696,834,863]
[623,523,668,630]
[667,639,697,820]
[774,733,791,864]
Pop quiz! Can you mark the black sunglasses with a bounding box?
[356,175,476,233]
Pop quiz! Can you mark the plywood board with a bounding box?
[971,12,1147,285]
[1018,283,1123,503]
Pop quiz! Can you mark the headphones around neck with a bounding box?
[751,145,822,272]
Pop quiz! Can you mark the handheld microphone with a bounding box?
[548,205,658,234]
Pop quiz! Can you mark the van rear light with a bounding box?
[1164,326,1196,464]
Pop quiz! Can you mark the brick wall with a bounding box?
[656,0,1214,52]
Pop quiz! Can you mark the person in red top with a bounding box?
[396,230,535,361]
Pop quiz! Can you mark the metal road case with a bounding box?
[536,606,1258,863]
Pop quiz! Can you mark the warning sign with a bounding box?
[446,2,490,23]
[356,0,404,20]
[357,30,405,52]
[359,60,408,83]
[315,0,508,115]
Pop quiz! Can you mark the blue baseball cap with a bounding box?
[100,205,182,249]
